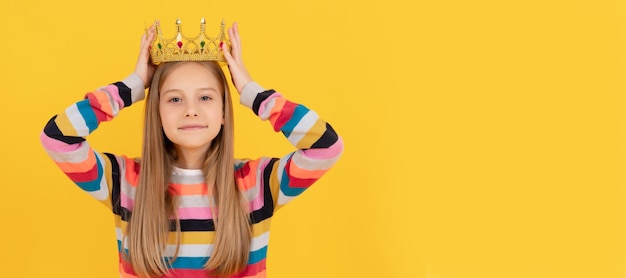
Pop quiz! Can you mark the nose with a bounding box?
[184,102,198,117]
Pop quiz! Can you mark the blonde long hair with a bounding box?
[125,61,252,277]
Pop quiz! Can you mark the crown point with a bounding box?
[149,18,228,64]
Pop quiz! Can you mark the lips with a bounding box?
[178,124,208,130]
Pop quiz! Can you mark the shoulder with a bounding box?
[234,157,279,186]
[109,155,141,187]
[235,157,278,175]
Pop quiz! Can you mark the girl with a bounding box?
[40,22,343,278]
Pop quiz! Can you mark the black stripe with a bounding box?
[43,116,85,145]
[110,158,280,232]
[178,157,279,231]
[178,219,215,232]
[105,153,129,221]
[250,158,277,224]
[251,90,276,115]
[311,123,339,149]
[113,81,133,107]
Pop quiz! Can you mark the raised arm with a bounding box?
[39,25,156,208]
[223,23,344,211]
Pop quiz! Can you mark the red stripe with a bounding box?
[86,93,109,123]
[285,161,316,188]
[273,101,297,131]
[118,256,267,278]
[65,164,99,182]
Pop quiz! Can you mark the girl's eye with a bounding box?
[200,96,212,101]
[168,97,182,103]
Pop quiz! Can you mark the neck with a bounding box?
[173,146,210,169]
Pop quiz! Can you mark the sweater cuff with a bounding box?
[239,81,265,109]
[122,73,146,104]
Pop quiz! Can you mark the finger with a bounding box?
[229,24,242,62]
[138,33,155,61]
[222,42,235,66]
[146,26,156,45]
[230,22,240,46]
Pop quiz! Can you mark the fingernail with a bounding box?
[220,42,224,48]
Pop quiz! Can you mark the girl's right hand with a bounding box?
[222,22,253,95]
[134,21,157,89]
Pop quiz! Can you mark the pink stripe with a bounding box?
[177,207,214,219]
[120,191,134,210]
[256,92,284,117]
[238,259,267,277]
[102,84,125,109]
[40,132,83,152]
[246,158,269,211]
[301,137,344,159]
[249,191,264,211]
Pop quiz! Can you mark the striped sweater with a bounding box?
[40,73,343,278]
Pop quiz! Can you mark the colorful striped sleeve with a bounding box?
[239,82,344,211]
[40,74,145,209]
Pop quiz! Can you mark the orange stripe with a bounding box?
[267,97,286,124]
[169,182,209,196]
[236,160,259,190]
[94,91,114,118]
[55,150,96,173]
[288,164,327,180]
[124,157,139,187]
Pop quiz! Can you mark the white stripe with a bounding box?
[87,153,110,201]
[277,190,296,206]
[45,142,91,163]
[166,243,213,257]
[276,155,288,187]
[177,195,213,208]
[65,103,90,136]
[116,228,125,242]
[292,150,340,172]
[251,232,270,252]
[287,110,319,147]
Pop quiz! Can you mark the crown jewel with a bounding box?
[150,18,228,65]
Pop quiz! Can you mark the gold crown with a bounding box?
[149,18,228,65]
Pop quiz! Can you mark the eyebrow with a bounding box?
[162,87,218,94]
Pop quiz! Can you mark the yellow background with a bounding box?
[0,0,624,277]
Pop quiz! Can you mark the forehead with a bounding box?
[160,62,222,90]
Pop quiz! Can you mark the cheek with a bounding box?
[159,108,175,130]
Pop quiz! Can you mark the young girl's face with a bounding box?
[159,62,224,155]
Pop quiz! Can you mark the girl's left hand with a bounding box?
[134,21,157,89]
[222,22,253,95]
